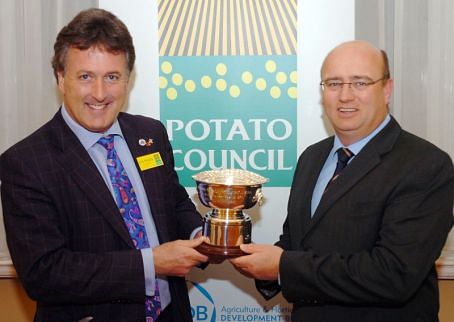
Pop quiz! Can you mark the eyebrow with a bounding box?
[75,70,123,75]
[323,75,374,81]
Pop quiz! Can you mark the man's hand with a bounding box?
[230,244,283,280]
[153,238,208,276]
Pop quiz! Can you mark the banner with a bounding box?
[158,0,297,187]
[157,1,295,319]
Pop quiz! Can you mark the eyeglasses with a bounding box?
[320,77,388,92]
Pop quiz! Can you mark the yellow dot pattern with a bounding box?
[290,71,297,84]
[166,88,178,100]
[201,75,212,88]
[185,80,196,92]
[242,71,253,84]
[265,60,277,73]
[270,86,281,99]
[159,60,297,100]
[172,73,183,86]
[216,63,227,76]
[256,78,267,91]
[276,72,287,84]
[287,87,297,99]
[229,85,240,98]
[161,61,172,74]
[159,76,168,89]
[216,79,227,91]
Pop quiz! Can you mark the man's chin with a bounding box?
[81,122,113,133]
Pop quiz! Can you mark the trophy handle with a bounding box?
[254,189,264,206]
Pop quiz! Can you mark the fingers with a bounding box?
[153,239,209,276]
[178,239,209,262]
[229,253,251,272]
[239,243,255,254]
[232,265,254,279]
[178,236,206,248]
[230,243,260,267]
[230,256,255,279]
[239,243,267,254]
[229,244,283,280]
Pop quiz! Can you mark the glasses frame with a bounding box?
[320,76,389,92]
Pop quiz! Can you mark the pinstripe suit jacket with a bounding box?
[0,110,201,322]
[257,117,454,322]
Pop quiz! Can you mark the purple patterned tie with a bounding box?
[98,135,161,321]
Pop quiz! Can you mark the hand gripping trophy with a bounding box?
[193,169,268,263]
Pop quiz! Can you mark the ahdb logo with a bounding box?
[187,280,216,322]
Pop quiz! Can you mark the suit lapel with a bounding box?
[285,138,333,249]
[296,141,333,239]
[308,149,381,230]
[49,111,134,247]
[301,117,401,242]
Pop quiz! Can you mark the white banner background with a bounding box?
[100,1,354,320]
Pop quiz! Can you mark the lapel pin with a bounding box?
[138,138,154,147]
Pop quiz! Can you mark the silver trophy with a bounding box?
[193,169,268,263]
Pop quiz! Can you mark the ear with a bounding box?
[383,78,393,105]
[57,71,65,93]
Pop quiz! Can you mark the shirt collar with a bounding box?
[61,104,124,151]
[332,114,391,157]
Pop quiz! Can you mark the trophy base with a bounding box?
[196,242,245,264]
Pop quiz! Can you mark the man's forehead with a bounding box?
[67,45,124,57]
[65,46,128,67]
[330,40,381,57]
[321,43,384,78]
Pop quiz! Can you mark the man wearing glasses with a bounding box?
[231,40,453,321]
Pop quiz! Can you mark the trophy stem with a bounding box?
[212,209,243,219]
[198,212,252,263]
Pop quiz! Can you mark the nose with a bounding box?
[92,78,107,101]
[338,83,355,101]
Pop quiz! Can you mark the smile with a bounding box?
[87,103,109,110]
[338,107,357,112]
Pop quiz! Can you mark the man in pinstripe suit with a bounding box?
[0,8,207,322]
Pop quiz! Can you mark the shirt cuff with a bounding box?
[141,248,157,295]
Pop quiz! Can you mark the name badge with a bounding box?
[136,152,164,171]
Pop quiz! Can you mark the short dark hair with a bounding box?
[380,49,390,79]
[52,8,135,82]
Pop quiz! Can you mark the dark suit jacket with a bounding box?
[0,110,202,322]
[257,117,454,322]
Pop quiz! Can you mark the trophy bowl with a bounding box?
[193,169,268,263]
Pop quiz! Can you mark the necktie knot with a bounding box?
[97,135,115,151]
[326,147,354,189]
[320,147,355,204]
[336,147,354,168]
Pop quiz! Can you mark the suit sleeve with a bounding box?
[255,152,306,300]
[278,145,454,305]
[0,147,146,304]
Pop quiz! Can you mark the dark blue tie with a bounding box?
[98,135,161,320]
[325,147,354,192]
